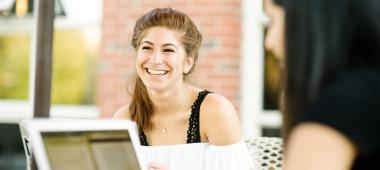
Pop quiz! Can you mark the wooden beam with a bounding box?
[31,0,55,118]
[27,0,55,169]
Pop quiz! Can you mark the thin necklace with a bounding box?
[157,95,187,134]
[158,115,175,134]
[157,106,182,134]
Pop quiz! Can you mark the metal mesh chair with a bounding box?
[245,137,284,170]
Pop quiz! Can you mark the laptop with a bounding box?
[19,118,146,170]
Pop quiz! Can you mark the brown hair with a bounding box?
[129,8,202,131]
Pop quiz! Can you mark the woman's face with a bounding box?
[264,0,285,59]
[136,27,194,92]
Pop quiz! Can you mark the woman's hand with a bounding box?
[148,162,169,170]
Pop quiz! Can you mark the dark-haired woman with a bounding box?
[265,0,380,169]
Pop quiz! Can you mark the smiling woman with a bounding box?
[136,27,193,93]
[113,8,254,170]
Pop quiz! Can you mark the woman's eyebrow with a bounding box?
[141,41,154,45]
[162,43,178,49]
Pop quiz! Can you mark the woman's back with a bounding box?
[298,68,380,169]
[264,0,380,169]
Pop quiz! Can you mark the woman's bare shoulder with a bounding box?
[200,92,241,145]
[113,105,131,119]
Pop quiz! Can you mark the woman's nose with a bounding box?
[151,51,163,65]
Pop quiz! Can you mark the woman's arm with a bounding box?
[201,93,241,145]
[113,105,131,119]
[284,122,357,170]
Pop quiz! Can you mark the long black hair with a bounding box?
[276,0,380,139]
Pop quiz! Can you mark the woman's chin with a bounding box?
[145,84,170,93]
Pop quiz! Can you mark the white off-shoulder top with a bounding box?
[138,140,256,170]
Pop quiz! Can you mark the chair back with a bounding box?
[245,137,284,170]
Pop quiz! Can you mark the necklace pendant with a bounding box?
[162,128,167,134]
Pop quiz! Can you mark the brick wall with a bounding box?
[98,0,242,117]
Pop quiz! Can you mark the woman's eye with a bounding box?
[142,46,151,50]
[163,49,175,53]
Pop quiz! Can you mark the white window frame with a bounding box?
[241,0,282,138]
[0,0,101,123]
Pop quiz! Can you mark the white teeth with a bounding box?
[147,68,167,75]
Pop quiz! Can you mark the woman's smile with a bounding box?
[146,68,169,75]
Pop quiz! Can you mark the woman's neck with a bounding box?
[148,83,193,116]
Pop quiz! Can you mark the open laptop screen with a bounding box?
[41,130,140,170]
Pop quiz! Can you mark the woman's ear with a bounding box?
[183,56,195,74]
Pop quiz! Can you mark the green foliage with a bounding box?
[0,35,30,99]
[51,30,96,104]
[0,30,96,104]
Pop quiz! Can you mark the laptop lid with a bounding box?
[19,118,146,170]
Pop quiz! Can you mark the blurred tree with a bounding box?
[0,35,30,99]
[0,30,96,105]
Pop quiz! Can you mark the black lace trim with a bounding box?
[186,90,211,143]
[139,130,148,146]
[139,90,211,146]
